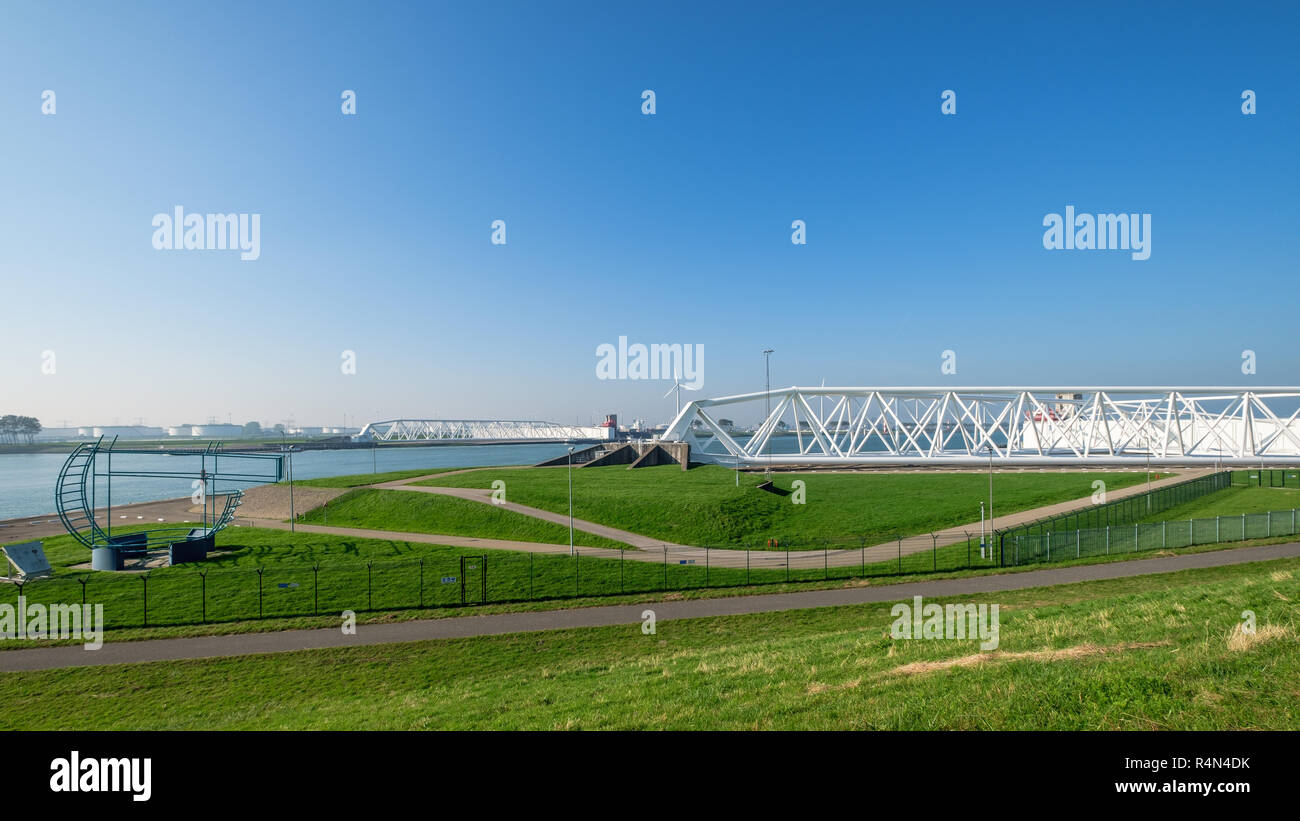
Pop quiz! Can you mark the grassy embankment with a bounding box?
[1,556,1295,730]
[296,488,627,549]
[413,465,1153,548]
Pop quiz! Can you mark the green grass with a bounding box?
[1136,485,1300,523]
[6,519,1295,644]
[3,556,1295,729]
[296,467,476,488]
[0,520,1002,633]
[415,465,1152,547]
[297,488,627,548]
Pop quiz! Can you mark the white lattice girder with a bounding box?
[660,387,1300,466]
[356,419,612,442]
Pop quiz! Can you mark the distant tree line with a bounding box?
[0,415,42,444]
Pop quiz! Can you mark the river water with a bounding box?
[0,443,584,521]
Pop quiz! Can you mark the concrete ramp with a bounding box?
[535,442,691,470]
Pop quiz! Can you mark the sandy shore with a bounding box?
[0,484,348,543]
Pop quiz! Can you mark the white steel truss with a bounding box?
[660,387,1300,466]
[356,419,614,443]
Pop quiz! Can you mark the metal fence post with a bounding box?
[931,533,937,571]
[79,577,87,608]
[257,568,263,619]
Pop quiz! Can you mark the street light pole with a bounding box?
[763,349,774,474]
[1146,454,1152,511]
[288,445,295,533]
[567,446,575,556]
[987,445,994,553]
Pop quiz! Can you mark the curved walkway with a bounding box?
[268,466,1216,572]
[2,541,1295,672]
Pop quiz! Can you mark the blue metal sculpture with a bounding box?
[55,437,284,566]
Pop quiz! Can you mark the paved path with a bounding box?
[2,541,1295,672]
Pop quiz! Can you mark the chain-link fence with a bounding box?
[1002,508,1300,566]
[1233,469,1300,488]
[996,470,1232,543]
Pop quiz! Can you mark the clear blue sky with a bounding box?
[2,0,1297,429]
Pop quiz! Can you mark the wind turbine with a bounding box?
[664,371,698,417]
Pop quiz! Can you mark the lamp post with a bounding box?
[980,500,986,559]
[986,444,994,556]
[287,445,296,533]
[763,349,774,474]
[567,446,575,556]
[1146,454,1152,511]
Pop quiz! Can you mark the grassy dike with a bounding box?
[295,467,476,488]
[295,488,629,548]
[2,557,1296,730]
[415,465,1152,547]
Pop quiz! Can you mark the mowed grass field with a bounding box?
[3,557,1296,730]
[416,465,1153,547]
[0,525,667,630]
[296,467,472,488]
[297,488,628,548]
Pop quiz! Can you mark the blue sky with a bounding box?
[1,0,1297,429]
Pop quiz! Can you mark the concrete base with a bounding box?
[90,547,123,571]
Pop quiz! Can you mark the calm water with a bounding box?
[0,443,585,521]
